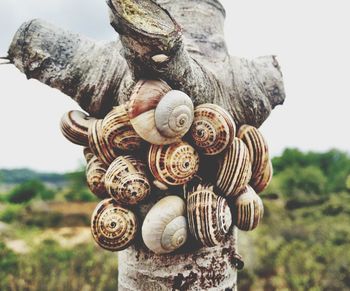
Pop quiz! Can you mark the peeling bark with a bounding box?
[7,0,286,290]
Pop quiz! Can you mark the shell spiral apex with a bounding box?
[142,195,188,254]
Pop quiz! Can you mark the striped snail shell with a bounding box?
[250,159,273,193]
[190,103,236,155]
[237,125,269,180]
[148,141,199,186]
[88,119,118,166]
[105,156,150,205]
[187,184,232,247]
[60,110,95,146]
[83,147,94,163]
[142,196,188,254]
[128,80,194,145]
[91,198,138,251]
[102,104,143,151]
[85,154,109,199]
[216,138,252,197]
[232,185,264,231]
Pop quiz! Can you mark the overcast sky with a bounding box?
[0,0,349,172]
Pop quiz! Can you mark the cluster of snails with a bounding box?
[60,79,272,255]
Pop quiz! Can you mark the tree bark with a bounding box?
[7,0,285,290]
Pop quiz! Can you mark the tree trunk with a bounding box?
[7,0,285,290]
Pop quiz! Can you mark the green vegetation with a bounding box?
[0,148,349,290]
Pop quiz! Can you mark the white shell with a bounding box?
[142,196,188,254]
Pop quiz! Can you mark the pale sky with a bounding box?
[0,0,349,172]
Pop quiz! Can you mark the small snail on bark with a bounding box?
[91,198,138,251]
[238,125,269,180]
[250,159,273,193]
[105,156,150,205]
[187,184,232,247]
[88,119,118,166]
[190,103,236,155]
[127,80,194,145]
[232,185,264,231]
[60,110,95,146]
[148,141,200,187]
[102,104,143,151]
[142,195,188,254]
[216,138,252,197]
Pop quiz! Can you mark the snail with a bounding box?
[250,159,273,193]
[148,141,200,187]
[88,119,118,166]
[216,138,252,197]
[190,103,236,155]
[104,156,150,205]
[60,110,95,146]
[232,185,264,231]
[85,150,109,199]
[127,79,194,145]
[237,125,269,180]
[91,198,138,251]
[187,184,232,247]
[142,195,188,254]
[102,104,143,151]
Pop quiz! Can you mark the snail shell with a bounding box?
[142,195,188,254]
[190,103,236,155]
[88,119,118,166]
[102,104,143,151]
[128,80,194,145]
[91,198,138,251]
[83,147,94,163]
[250,159,273,193]
[237,125,269,180]
[148,141,199,186]
[187,184,232,247]
[233,185,264,231]
[86,154,109,199]
[216,138,252,197]
[105,156,150,205]
[60,110,95,146]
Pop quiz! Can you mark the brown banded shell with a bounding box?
[216,138,252,197]
[148,141,199,186]
[187,184,232,247]
[91,198,138,251]
[88,119,118,166]
[83,147,94,163]
[190,103,236,155]
[250,159,273,193]
[128,80,194,145]
[238,125,269,179]
[233,185,264,231]
[105,156,150,205]
[142,196,188,254]
[86,155,109,199]
[60,110,95,146]
[102,104,143,151]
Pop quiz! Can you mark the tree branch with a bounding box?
[8,19,130,117]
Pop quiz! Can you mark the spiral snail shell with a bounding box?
[216,138,252,197]
[232,185,264,231]
[190,103,236,155]
[91,198,138,251]
[104,156,150,205]
[102,104,143,151]
[128,80,194,145]
[187,184,232,247]
[85,153,109,199]
[88,119,118,166]
[250,159,273,193]
[142,196,188,254]
[60,110,95,146]
[148,141,200,186]
[238,125,269,180]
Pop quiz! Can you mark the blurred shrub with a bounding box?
[6,180,55,203]
[0,204,25,223]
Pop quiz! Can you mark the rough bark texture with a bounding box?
[7,0,285,290]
